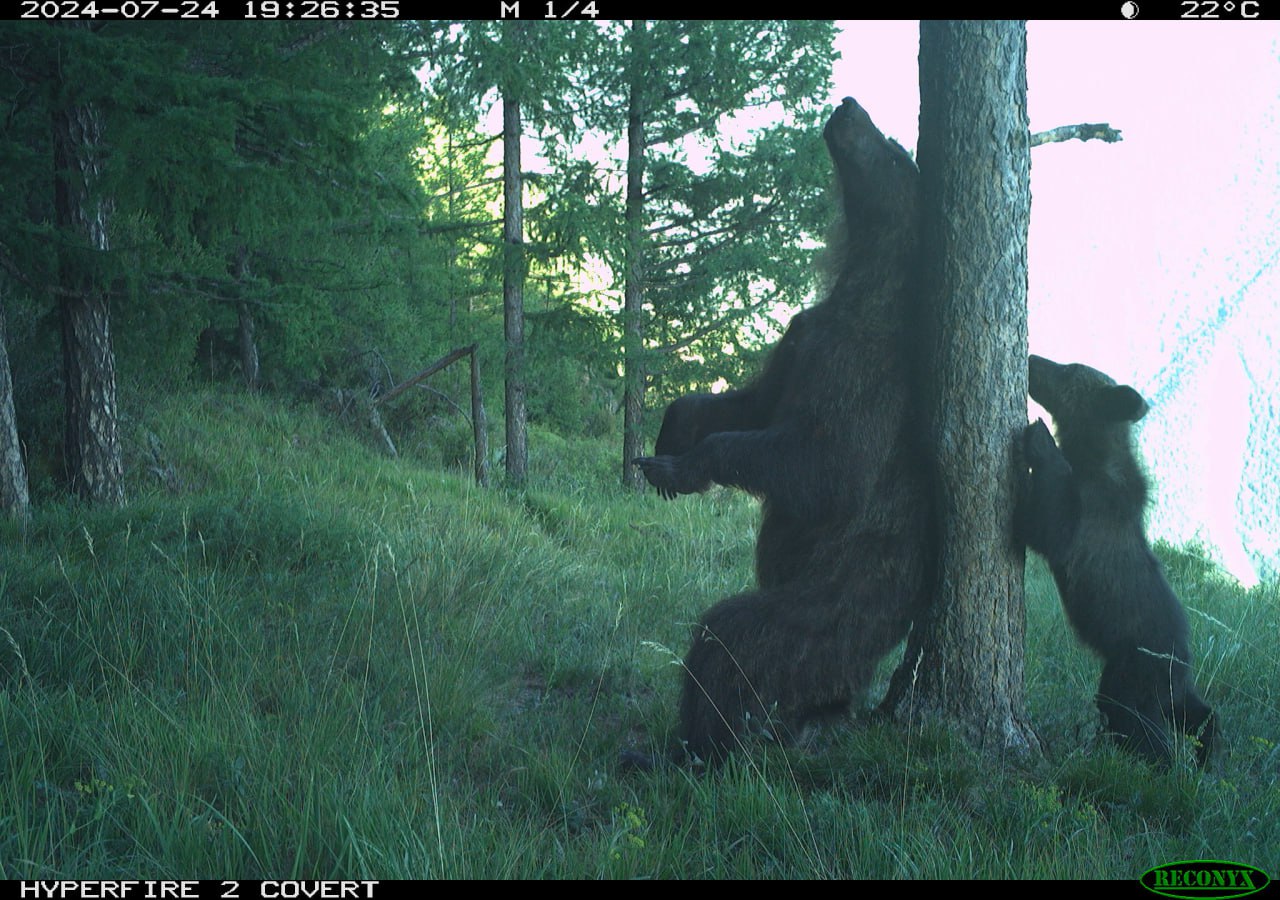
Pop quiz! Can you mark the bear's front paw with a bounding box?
[633,455,708,500]
[1022,419,1058,466]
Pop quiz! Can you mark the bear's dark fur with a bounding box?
[648,308,822,588]
[634,98,934,763]
[1018,354,1215,767]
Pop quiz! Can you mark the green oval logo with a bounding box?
[1141,860,1271,900]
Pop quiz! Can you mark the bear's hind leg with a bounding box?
[1174,687,1215,767]
[1098,659,1174,766]
[677,586,873,765]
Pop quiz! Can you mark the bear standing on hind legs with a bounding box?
[644,306,823,588]
[634,98,934,763]
[1018,354,1215,767]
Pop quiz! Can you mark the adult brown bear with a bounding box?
[635,98,935,762]
[1019,355,1215,767]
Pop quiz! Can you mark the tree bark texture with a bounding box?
[502,91,528,486]
[234,246,260,391]
[883,21,1038,756]
[0,295,31,524]
[236,301,259,391]
[620,20,649,492]
[470,346,490,488]
[54,97,124,507]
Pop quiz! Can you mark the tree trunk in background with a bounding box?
[54,96,124,507]
[502,90,528,486]
[882,21,1038,756]
[620,19,649,492]
[0,295,30,524]
[236,301,259,391]
[470,346,490,488]
[235,245,260,391]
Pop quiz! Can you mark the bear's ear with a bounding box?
[1097,385,1149,422]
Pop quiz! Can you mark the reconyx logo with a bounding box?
[1141,860,1271,900]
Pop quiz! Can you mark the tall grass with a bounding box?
[1,387,1275,878]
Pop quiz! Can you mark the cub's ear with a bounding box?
[1097,384,1149,422]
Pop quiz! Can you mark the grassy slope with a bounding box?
[1,388,1276,879]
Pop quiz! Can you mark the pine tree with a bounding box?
[0,293,30,524]
[425,22,592,486]
[881,20,1040,756]
[559,21,838,489]
[1,23,435,500]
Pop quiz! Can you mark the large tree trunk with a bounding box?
[620,19,649,492]
[502,89,528,486]
[882,21,1038,755]
[54,96,124,507]
[0,294,30,524]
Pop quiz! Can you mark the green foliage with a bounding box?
[521,305,617,438]
[2,22,452,405]
[2,20,847,493]
[565,21,838,400]
[1,388,1275,878]
[424,22,845,423]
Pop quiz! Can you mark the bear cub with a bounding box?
[1018,354,1215,767]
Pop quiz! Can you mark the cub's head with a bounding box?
[1028,355,1149,433]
